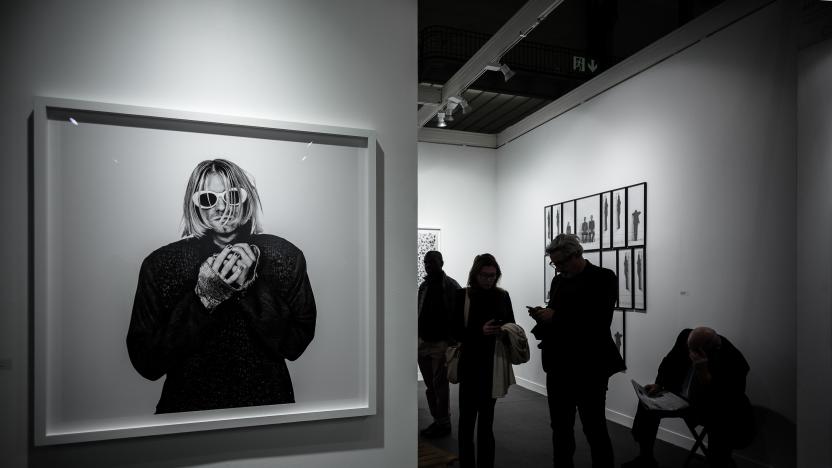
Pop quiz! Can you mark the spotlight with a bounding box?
[485,62,515,82]
[500,63,515,82]
[437,112,447,128]
[448,95,470,114]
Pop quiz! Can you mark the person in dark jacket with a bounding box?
[622,327,754,468]
[452,253,515,468]
[418,250,461,438]
[530,233,625,468]
[126,159,316,414]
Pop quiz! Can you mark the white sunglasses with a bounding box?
[191,188,248,209]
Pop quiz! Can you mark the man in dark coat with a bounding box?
[417,250,461,438]
[530,233,625,468]
[622,327,754,468]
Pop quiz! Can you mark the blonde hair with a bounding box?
[180,159,263,238]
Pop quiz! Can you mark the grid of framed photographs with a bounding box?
[543,182,647,312]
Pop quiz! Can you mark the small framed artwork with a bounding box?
[627,183,646,247]
[544,256,556,304]
[544,205,553,247]
[584,250,600,268]
[576,194,601,251]
[610,310,626,365]
[563,200,576,237]
[601,191,612,248]
[612,188,626,248]
[418,228,441,287]
[633,247,646,310]
[553,203,563,238]
[617,249,633,309]
[602,250,619,308]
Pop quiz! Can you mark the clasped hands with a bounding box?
[208,243,257,288]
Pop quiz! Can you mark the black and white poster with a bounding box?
[601,249,618,308]
[34,98,378,444]
[627,183,646,247]
[576,194,601,251]
[612,188,626,248]
[617,249,634,309]
[553,203,562,239]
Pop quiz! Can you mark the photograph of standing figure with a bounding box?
[127,158,317,414]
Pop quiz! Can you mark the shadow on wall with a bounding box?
[737,406,795,468]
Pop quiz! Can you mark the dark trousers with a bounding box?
[546,373,614,468]
[418,340,450,423]
[631,403,737,468]
[458,381,497,468]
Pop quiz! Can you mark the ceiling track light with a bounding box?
[448,95,470,114]
[436,112,447,128]
[484,62,515,82]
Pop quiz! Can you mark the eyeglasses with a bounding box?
[549,255,573,269]
[191,188,248,209]
[477,272,497,279]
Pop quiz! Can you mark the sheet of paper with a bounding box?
[631,379,690,412]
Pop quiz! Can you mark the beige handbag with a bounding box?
[445,288,470,384]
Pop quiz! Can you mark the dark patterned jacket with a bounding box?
[126,233,316,414]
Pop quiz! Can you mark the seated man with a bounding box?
[623,327,754,468]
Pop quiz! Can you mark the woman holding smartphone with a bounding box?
[452,253,515,468]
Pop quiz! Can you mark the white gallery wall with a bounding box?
[418,142,498,285]
[796,36,832,468]
[419,1,798,467]
[0,1,416,467]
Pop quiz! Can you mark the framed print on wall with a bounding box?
[544,205,553,248]
[563,200,576,237]
[601,249,618,307]
[617,249,634,309]
[576,194,601,251]
[610,310,626,365]
[33,97,380,445]
[553,203,562,238]
[612,188,626,248]
[584,250,600,268]
[627,183,646,247]
[633,247,646,310]
[418,228,441,287]
[601,191,612,249]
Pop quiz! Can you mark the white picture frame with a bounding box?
[33,97,379,445]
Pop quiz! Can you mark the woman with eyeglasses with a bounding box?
[452,253,515,468]
[126,159,316,414]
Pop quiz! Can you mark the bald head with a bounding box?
[687,327,722,354]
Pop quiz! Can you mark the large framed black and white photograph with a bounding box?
[612,188,626,248]
[617,249,634,309]
[633,247,646,310]
[418,228,441,287]
[563,200,576,237]
[576,194,601,251]
[627,183,646,247]
[33,98,379,445]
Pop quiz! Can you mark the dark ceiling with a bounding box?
[418,0,726,134]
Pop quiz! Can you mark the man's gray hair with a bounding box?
[545,233,584,258]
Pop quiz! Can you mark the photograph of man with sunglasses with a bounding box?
[126,158,317,414]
